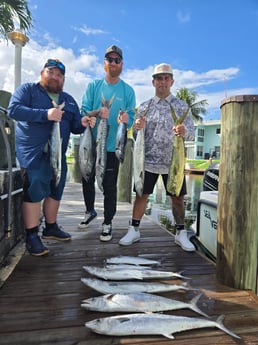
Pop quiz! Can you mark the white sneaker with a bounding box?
[100,223,112,242]
[119,225,140,246]
[175,230,195,252]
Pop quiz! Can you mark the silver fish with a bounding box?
[115,110,127,162]
[81,292,208,317]
[85,313,240,339]
[82,265,188,280]
[79,125,95,182]
[95,95,114,192]
[105,255,160,266]
[81,277,192,294]
[133,107,148,197]
[50,101,65,186]
[105,264,151,271]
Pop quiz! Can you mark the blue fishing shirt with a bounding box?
[8,82,84,169]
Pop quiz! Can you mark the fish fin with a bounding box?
[52,100,58,108]
[216,315,241,339]
[163,333,175,339]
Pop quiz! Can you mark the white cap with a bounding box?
[152,63,173,77]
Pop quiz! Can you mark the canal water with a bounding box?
[67,162,204,227]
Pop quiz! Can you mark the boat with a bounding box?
[190,191,218,262]
[202,163,219,191]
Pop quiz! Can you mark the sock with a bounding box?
[26,226,38,234]
[45,222,56,229]
[132,219,140,229]
[175,224,184,233]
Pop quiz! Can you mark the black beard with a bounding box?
[41,78,63,94]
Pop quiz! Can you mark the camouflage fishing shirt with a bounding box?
[137,94,195,174]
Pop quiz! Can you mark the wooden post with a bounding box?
[117,137,134,203]
[0,90,16,169]
[217,95,258,293]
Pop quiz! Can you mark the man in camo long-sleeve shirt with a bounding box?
[119,63,195,251]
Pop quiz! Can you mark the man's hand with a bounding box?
[81,116,96,128]
[47,107,64,122]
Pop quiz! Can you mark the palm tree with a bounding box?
[0,0,32,41]
[176,87,208,123]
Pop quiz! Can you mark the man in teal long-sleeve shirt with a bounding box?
[78,45,136,241]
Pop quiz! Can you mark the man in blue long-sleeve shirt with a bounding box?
[8,59,95,256]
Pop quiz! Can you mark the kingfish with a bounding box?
[105,255,160,266]
[82,265,189,280]
[167,105,190,196]
[105,264,152,270]
[85,313,240,340]
[79,125,96,182]
[133,107,148,197]
[81,277,192,294]
[95,95,114,191]
[50,101,65,186]
[115,110,127,163]
[81,292,208,317]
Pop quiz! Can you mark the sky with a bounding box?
[0,0,258,120]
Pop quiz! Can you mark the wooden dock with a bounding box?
[0,182,258,345]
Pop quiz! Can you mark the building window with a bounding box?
[198,128,204,136]
[216,128,220,134]
[196,146,203,157]
[197,128,204,142]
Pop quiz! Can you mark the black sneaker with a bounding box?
[26,232,49,256]
[78,210,97,229]
[42,223,71,241]
[100,223,112,242]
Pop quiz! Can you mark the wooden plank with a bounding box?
[0,182,258,345]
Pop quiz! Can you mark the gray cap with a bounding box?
[105,45,123,59]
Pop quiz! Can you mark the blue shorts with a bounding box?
[21,154,67,202]
[134,171,187,197]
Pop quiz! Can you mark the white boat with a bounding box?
[191,191,218,261]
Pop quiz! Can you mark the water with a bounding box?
[67,162,203,226]
[143,174,203,226]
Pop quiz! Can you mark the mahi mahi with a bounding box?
[81,292,208,317]
[85,313,240,339]
[83,265,189,280]
[167,105,190,196]
[81,277,192,294]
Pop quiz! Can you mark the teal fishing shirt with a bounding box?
[81,78,135,152]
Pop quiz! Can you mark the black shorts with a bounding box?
[134,170,187,196]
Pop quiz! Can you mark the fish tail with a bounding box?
[175,270,191,280]
[190,293,210,318]
[216,315,241,339]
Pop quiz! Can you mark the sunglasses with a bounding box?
[105,56,122,64]
[45,59,65,73]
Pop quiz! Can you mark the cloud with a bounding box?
[1,38,252,120]
[73,25,107,36]
[177,10,191,23]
